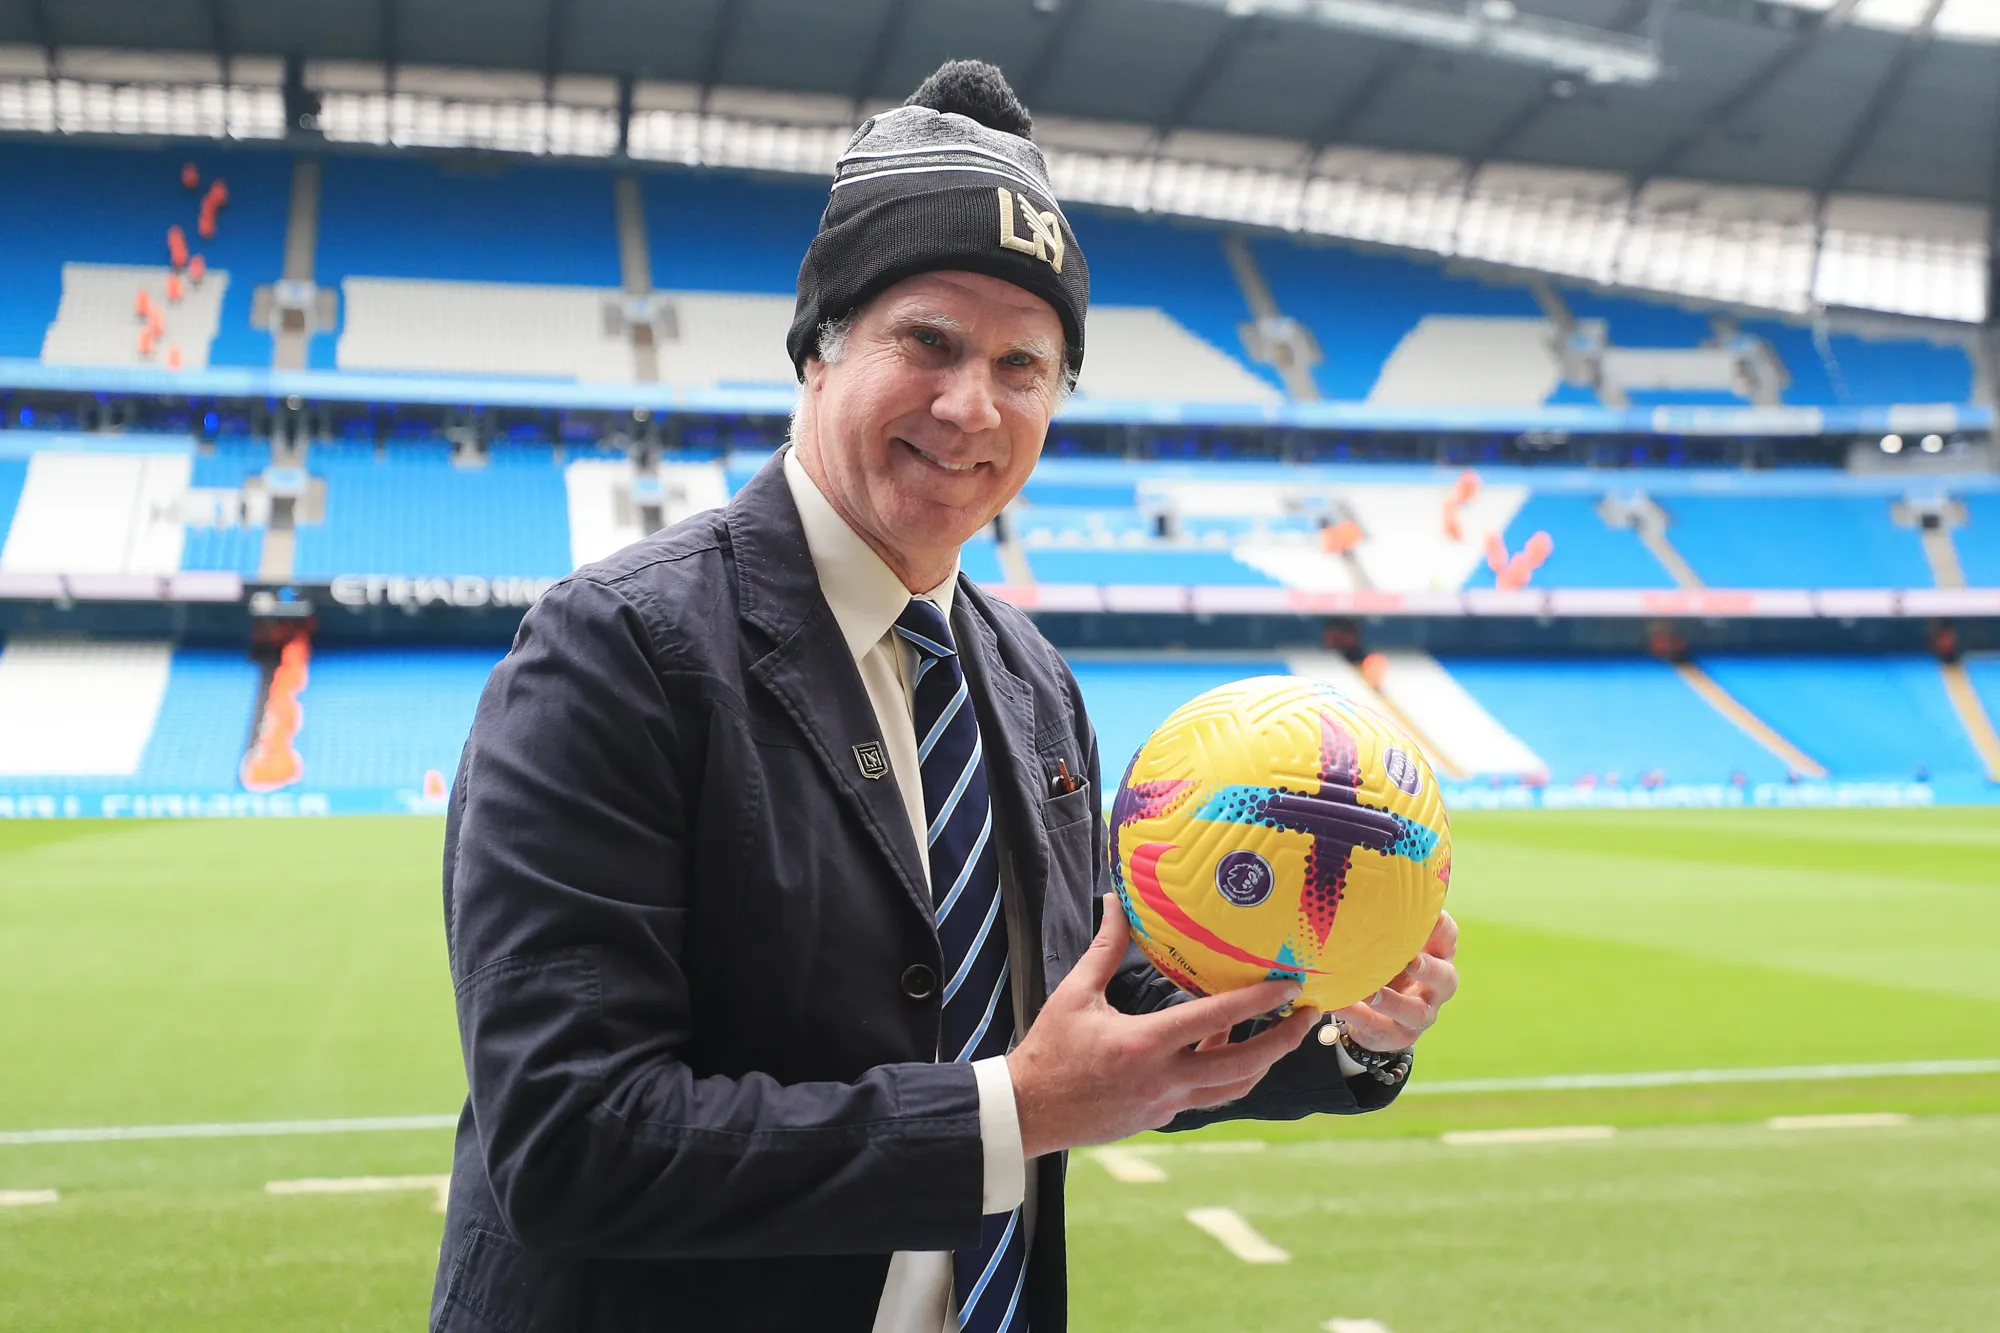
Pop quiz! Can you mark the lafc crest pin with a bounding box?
[853,740,889,780]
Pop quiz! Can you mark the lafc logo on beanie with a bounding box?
[997,187,1065,274]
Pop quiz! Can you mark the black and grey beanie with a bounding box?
[786,60,1089,382]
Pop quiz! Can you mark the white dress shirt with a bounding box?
[781,449,1028,1333]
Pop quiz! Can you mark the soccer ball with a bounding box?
[1109,676,1451,1012]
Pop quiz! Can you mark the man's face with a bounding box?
[796,270,1066,589]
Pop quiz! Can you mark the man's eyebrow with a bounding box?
[887,308,968,334]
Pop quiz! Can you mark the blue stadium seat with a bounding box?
[1066,657,1288,782]
[1699,656,1985,782]
[1966,656,2000,738]
[314,155,622,288]
[0,139,289,366]
[642,170,823,293]
[1014,506,1153,545]
[1442,657,1791,784]
[1073,208,1280,394]
[134,649,264,788]
[959,539,1007,585]
[294,646,504,792]
[1462,495,1672,589]
[1560,289,1713,348]
[190,434,271,487]
[0,458,28,548]
[0,646,260,795]
[291,440,572,579]
[1661,496,1932,588]
[1738,319,1973,406]
[1251,237,1542,400]
[1954,495,2000,586]
[1026,548,1279,585]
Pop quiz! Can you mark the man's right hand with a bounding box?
[1005,894,1320,1160]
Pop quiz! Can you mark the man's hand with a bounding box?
[1007,895,1320,1160]
[1332,909,1458,1052]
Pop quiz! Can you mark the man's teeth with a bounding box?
[912,444,978,472]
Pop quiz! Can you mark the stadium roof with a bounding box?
[5,0,1998,209]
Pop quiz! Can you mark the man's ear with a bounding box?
[803,355,827,392]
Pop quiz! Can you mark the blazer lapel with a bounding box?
[729,457,933,925]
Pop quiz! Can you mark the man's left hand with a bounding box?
[1331,910,1458,1052]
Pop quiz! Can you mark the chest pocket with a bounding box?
[1036,758,1101,995]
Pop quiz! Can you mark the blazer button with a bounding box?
[900,963,938,1001]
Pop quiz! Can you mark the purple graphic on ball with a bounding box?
[1215,850,1275,907]
[1383,746,1422,796]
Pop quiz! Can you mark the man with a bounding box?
[433,60,1457,1333]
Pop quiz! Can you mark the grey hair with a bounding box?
[811,312,1077,404]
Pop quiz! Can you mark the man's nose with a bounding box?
[931,361,1002,434]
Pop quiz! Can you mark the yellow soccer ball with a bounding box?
[1109,676,1451,1012]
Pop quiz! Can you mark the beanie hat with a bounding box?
[786,60,1089,383]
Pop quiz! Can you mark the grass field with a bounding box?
[2,810,1997,1330]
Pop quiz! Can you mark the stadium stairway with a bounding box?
[1698,656,1989,784]
[1670,662,1827,777]
[1938,660,2000,782]
[1441,657,1795,785]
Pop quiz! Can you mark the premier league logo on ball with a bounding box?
[1215,850,1274,907]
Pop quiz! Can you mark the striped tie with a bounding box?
[893,599,1029,1333]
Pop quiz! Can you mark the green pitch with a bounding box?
[2,810,1997,1330]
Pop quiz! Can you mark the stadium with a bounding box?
[1,0,1997,1328]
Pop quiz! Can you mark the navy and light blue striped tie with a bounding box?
[893,598,1029,1333]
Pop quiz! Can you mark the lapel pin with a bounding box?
[853,741,889,781]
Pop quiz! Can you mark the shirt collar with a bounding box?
[782,447,958,665]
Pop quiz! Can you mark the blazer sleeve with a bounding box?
[1073,698,1409,1126]
[444,575,984,1261]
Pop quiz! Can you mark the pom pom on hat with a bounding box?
[904,60,1033,140]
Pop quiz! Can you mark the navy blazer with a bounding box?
[431,453,1405,1332]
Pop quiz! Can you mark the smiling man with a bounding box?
[433,61,1456,1333]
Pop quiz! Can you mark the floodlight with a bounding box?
[1880,434,1904,453]
[1920,434,1944,453]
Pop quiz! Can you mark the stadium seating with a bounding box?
[0,139,288,367]
[1025,547,1280,586]
[1968,656,2000,736]
[4,140,1979,407]
[291,646,504,793]
[1441,657,1795,784]
[1957,495,2000,587]
[0,459,27,547]
[1462,493,1671,589]
[1066,656,1288,781]
[291,440,572,580]
[0,638,258,791]
[1660,496,1935,589]
[1697,656,1987,783]
[1248,236,1542,401]
[0,446,193,575]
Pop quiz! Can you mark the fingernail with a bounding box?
[1283,983,1304,1001]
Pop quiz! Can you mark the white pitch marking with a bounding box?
[1181,1140,1269,1154]
[1768,1113,1913,1132]
[1092,1148,1168,1183]
[1404,1058,2000,1097]
[267,1174,449,1202]
[1441,1125,1617,1147]
[1184,1206,1290,1264]
[0,1114,458,1147]
[1326,1320,1394,1333]
[0,1189,59,1207]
